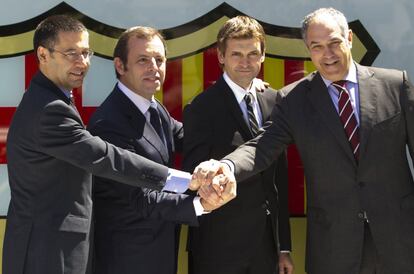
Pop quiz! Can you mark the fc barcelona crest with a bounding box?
[0,2,380,217]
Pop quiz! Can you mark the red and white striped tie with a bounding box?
[332,81,360,161]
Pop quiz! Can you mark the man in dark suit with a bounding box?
[87,26,235,274]
[183,16,293,274]
[193,8,414,274]
[3,16,225,274]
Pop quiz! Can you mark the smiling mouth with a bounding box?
[70,72,85,77]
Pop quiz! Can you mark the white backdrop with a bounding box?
[0,0,413,75]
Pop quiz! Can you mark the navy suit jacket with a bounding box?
[88,85,198,274]
[3,72,170,274]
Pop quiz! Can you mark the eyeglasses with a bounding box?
[48,48,94,62]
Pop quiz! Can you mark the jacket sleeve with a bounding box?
[36,100,168,191]
[88,116,198,226]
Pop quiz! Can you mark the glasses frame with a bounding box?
[48,48,94,62]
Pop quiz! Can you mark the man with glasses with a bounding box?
[3,15,232,274]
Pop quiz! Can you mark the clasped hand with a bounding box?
[189,159,237,211]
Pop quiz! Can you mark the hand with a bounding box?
[254,78,270,93]
[199,173,237,211]
[279,252,294,274]
[190,159,231,191]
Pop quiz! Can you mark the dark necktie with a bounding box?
[148,105,165,141]
[244,92,260,136]
[332,80,360,160]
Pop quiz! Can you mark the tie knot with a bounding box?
[332,80,347,90]
[244,92,254,105]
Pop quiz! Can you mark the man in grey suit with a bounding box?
[193,7,414,274]
[3,15,233,274]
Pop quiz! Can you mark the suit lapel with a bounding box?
[306,73,357,165]
[355,64,376,160]
[113,86,170,164]
[219,77,254,139]
[256,91,270,120]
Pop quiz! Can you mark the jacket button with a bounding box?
[358,182,365,187]
[357,212,365,219]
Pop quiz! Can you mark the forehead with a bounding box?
[306,17,343,42]
[55,30,89,48]
[225,38,262,51]
[127,36,165,55]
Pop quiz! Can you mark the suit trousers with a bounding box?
[359,222,384,274]
[192,215,278,274]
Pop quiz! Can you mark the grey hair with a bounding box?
[301,7,349,43]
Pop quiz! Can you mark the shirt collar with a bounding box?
[60,88,71,99]
[223,72,259,104]
[321,61,358,88]
[117,81,156,115]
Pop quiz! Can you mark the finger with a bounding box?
[212,175,225,195]
[199,185,221,206]
[221,180,236,203]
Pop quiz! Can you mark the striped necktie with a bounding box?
[244,92,260,136]
[332,80,360,160]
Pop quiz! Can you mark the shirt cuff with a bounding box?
[220,159,235,173]
[280,250,291,253]
[193,196,210,216]
[162,168,191,193]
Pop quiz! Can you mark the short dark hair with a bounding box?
[33,15,87,61]
[113,26,166,79]
[217,15,266,55]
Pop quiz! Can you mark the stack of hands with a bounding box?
[188,159,236,212]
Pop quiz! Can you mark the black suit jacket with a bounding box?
[3,72,170,274]
[183,76,291,264]
[225,64,414,274]
[87,85,198,274]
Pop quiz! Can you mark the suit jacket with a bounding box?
[225,63,414,274]
[183,76,291,265]
[87,85,198,274]
[3,72,170,274]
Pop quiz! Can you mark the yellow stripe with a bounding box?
[303,60,316,76]
[0,19,369,63]
[0,219,5,272]
[177,225,189,274]
[264,58,285,89]
[166,17,229,59]
[181,52,203,108]
[266,35,309,59]
[89,29,118,58]
[0,31,34,55]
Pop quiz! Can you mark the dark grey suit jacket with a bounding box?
[3,72,170,274]
[224,63,414,274]
[88,85,198,274]
[183,76,291,265]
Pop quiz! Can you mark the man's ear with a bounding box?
[37,46,48,63]
[217,48,225,66]
[347,29,353,49]
[114,57,125,76]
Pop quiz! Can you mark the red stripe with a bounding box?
[25,53,38,90]
[81,106,97,125]
[0,107,16,164]
[203,46,221,90]
[284,60,306,215]
[163,59,182,121]
[257,64,264,80]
